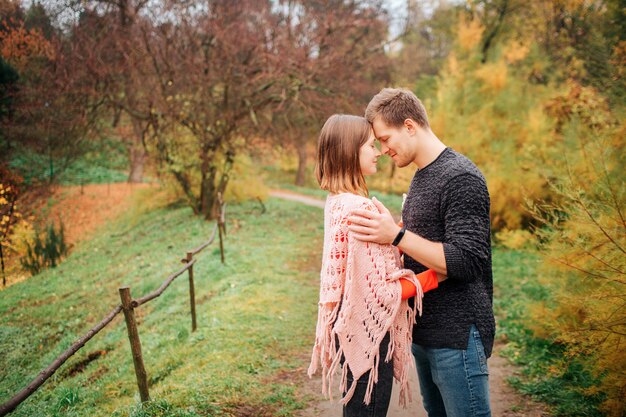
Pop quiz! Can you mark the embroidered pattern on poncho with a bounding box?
[308,193,423,406]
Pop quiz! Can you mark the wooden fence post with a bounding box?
[119,287,150,403]
[217,193,225,264]
[185,252,197,332]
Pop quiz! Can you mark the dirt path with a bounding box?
[297,341,547,417]
[269,189,326,209]
[270,190,549,416]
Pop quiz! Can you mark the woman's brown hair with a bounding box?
[315,114,371,197]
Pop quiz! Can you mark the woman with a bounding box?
[308,114,441,416]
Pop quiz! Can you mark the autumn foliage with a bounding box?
[380,2,624,412]
[0,22,53,72]
[528,83,625,416]
[424,3,623,414]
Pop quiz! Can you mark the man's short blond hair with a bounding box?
[365,88,430,129]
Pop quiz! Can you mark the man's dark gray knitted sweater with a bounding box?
[403,147,495,357]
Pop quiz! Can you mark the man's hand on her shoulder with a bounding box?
[347,197,401,244]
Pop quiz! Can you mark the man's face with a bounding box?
[371,116,415,168]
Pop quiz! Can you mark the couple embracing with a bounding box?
[308,88,495,417]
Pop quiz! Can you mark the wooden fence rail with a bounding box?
[0,201,226,416]
[0,305,123,415]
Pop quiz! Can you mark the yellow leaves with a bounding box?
[546,80,609,129]
[495,228,535,250]
[223,153,268,203]
[526,107,549,137]
[504,41,530,64]
[4,219,35,255]
[527,301,557,339]
[529,123,626,414]
[446,53,460,77]
[457,16,484,51]
[610,40,625,79]
[1,183,18,225]
[474,60,508,92]
[438,53,467,105]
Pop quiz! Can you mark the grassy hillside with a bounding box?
[2,182,595,416]
[0,196,323,417]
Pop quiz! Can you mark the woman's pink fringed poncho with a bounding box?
[308,193,423,406]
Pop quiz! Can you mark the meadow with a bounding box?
[1,191,323,417]
[0,175,607,416]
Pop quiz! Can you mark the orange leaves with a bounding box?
[474,60,508,92]
[0,22,55,72]
[504,41,530,64]
[457,16,484,52]
[545,80,613,132]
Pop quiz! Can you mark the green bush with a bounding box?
[21,221,68,276]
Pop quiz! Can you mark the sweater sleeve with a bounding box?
[440,173,491,283]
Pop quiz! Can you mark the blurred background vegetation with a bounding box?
[0,0,623,415]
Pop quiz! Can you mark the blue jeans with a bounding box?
[412,325,491,417]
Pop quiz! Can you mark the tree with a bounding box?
[142,0,280,219]
[0,55,18,161]
[392,0,459,90]
[72,0,155,183]
[269,0,392,186]
[0,6,97,184]
[24,2,55,39]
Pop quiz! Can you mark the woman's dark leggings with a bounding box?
[343,332,393,417]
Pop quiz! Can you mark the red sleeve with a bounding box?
[399,269,438,299]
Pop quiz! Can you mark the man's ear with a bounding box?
[404,118,419,135]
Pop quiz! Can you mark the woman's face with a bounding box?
[359,130,381,176]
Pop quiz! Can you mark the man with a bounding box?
[348,88,495,417]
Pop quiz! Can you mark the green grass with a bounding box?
[2,174,605,416]
[493,249,605,416]
[9,137,130,186]
[0,196,324,416]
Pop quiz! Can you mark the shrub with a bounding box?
[0,165,23,286]
[224,153,269,204]
[20,221,68,276]
[528,86,624,416]
[495,228,535,250]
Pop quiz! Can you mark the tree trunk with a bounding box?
[295,139,307,186]
[1,243,6,287]
[200,161,217,220]
[480,0,509,63]
[128,119,146,183]
[128,144,146,183]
